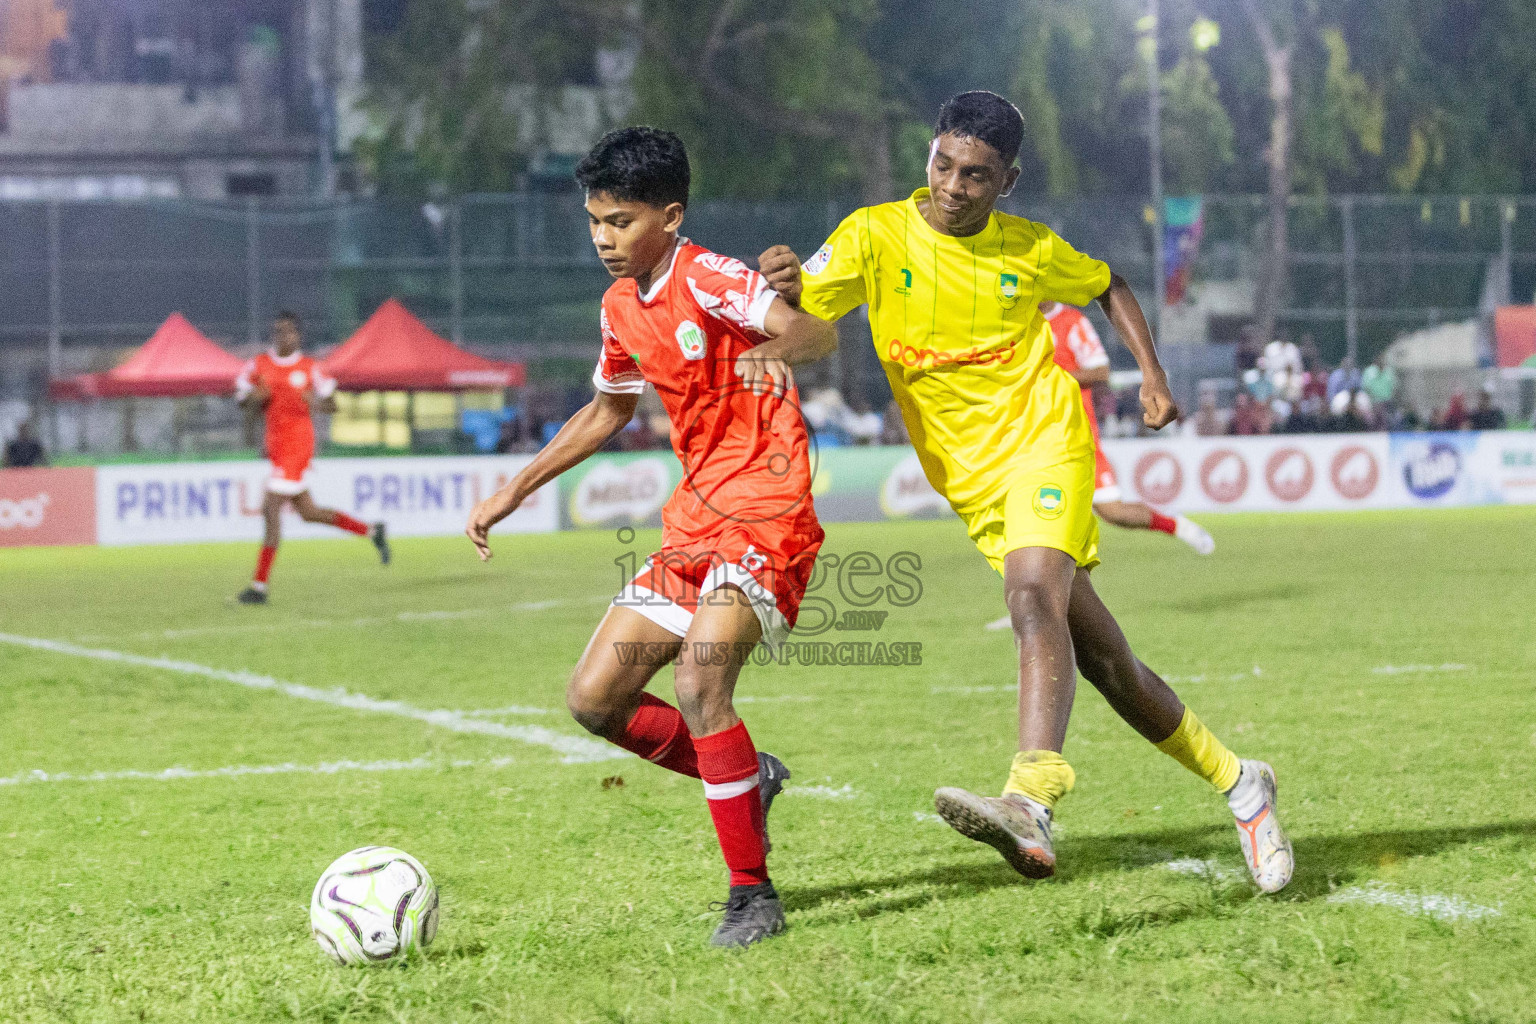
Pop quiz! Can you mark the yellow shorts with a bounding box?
[958,455,1100,577]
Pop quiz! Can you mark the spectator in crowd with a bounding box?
[617,410,659,451]
[1106,384,1148,437]
[1438,392,1469,431]
[1361,356,1397,409]
[801,386,853,445]
[1390,404,1424,431]
[1327,356,1362,407]
[880,399,909,446]
[1263,335,1304,405]
[1230,391,1271,435]
[1300,357,1329,406]
[494,408,536,453]
[1234,325,1263,374]
[2,420,47,468]
[1286,392,1327,433]
[1467,385,1507,431]
[845,398,883,445]
[1326,389,1371,433]
[1243,366,1273,404]
[1194,390,1228,436]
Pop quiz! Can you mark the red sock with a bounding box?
[613,694,700,778]
[332,512,369,536]
[693,720,768,887]
[253,545,277,587]
[1150,511,1178,535]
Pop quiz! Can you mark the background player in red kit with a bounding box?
[465,128,836,947]
[1043,302,1215,555]
[234,311,390,604]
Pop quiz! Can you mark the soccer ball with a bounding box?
[310,846,440,965]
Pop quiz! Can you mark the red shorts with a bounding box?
[1093,446,1121,504]
[266,440,314,496]
[614,521,824,647]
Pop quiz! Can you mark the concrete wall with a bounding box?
[0,84,244,152]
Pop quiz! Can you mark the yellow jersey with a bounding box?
[800,188,1112,513]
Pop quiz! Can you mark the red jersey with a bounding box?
[236,351,335,459]
[593,239,819,542]
[1045,303,1109,433]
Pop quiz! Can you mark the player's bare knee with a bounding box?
[565,673,622,737]
[1005,582,1068,636]
[671,662,727,729]
[1078,646,1135,697]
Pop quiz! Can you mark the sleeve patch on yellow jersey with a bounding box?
[803,243,833,276]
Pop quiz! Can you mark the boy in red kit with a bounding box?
[465,128,835,947]
[234,311,390,604]
[1043,302,1214,555]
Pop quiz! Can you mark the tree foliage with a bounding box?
[358,0,1536,199]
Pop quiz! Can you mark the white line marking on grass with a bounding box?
[932,684,1017,695]
[1327,882,1500,921]
[1371,663,1471,676]
[1162,857,1243,883]
[460,705,556,717]
[0,632,626,765]
[913,811,943,823]
[984,616,1011,631]
[75,597,608,644]
[937,668,1265,695]
[786,784,861,800]
[0,755,518,788]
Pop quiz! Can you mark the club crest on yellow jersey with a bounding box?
[997,272,1021,310]
[1032,483,1066,519]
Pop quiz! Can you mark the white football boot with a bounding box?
[1226,759,1294,893]
[1174,515,1216,555]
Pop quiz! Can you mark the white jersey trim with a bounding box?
[312,369,338,399]
[612,581,692,638]
[701,562,791,648]
[592,360,647,395]
[234,359,256,400]
[266,475,309,496]
[743,278,776,335]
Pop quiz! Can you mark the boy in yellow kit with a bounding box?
[748,91,1292,891]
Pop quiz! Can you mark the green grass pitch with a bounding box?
[1,507,1532,1023]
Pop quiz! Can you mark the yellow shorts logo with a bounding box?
[1033,484,1066,519]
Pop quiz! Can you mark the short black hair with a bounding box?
[934,91,1024,166]
[575,126,690,209]
[275,309,303,331]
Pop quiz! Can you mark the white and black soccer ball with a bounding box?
[310,846,439,965]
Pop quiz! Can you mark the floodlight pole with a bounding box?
[1145,0,1166,334]
[46,200,62,449]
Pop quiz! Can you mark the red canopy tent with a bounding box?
[321,299,525,391]
[49,313,244,400]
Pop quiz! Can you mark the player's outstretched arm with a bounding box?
[1095,273,1178,430]
[1070,364,1111,389]
[465,391,639,561]
[735,297,839,397]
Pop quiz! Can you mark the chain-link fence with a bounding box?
[2,192,1534,407]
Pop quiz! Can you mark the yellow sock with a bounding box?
[1002,750,1075,810]
[1155,708,1241,792]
